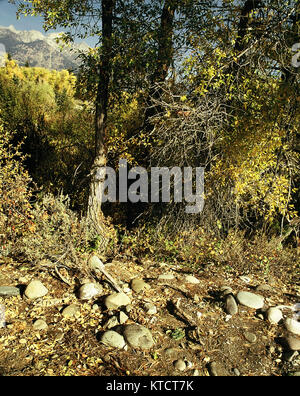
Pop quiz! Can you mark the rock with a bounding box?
[123,324,154,349]
[267,307,283,324]
[236,291,264,309]
[131,279,150,293]
[119,311,129,325]
[244,331,257,343]
[158,274,175,281]
[88,255,105,272]
[285,318,300,336]
[106,316,120,329]
[239,276,251,283]
[78,283,103,300]
[164,348,178,359]
[193,369,200,376]
[104,292,131,310]
[285,335,300,351]
[0,286,20,297]
[25,280,48,299]
[255,284,273,293]
[283,351,299,362]
[174,359,186,371]
[101,330,126,349]
[33,319,48,331]
[184,275,200,284]
[144,303,157,315]
[208,362,219,376]
[62,304,80,318]
[225,294,238,315]
[220,286,234,296]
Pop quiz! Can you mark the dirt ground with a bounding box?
[0,255,299,376]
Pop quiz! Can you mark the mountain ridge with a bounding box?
[0,25,89,71]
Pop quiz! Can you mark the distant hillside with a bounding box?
[0,25,89,71]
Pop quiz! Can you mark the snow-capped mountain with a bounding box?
[0,25,90,71]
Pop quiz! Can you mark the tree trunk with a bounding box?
[87,0,115,231]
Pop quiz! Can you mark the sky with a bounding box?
[0,0,95,46]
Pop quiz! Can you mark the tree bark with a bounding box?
[87,0,115,230]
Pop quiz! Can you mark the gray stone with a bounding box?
[225,294,238,315]
[104,292,131,310]
[25,280,48,299]
[267,307,283,324]
[33,319,48,331]
[174,359,186,371]
[62,304,80,318]
[123,324,154,349]
[78,283,103,300]
[101,330,126,349]
[285,335,300,351]
[0,286,20,297]
[131,279,150,293]
[236,291,264,309]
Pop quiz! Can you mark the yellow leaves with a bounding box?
[180,95,187,102]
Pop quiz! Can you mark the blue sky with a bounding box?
[0,0,95,46]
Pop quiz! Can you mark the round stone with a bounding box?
[285,318,300,336]
[25,280,48,299]
[104,292,131,310]
[174,359,186,371]
[0,286,20,297]
[184,275,200,284]
[123,324,154,350]
[267,307,283,324]
[244,331,257,343]
[131,279,150,293]
[33,319,48,331]
[78,283,103,300]
[225,294,238,315]
[285,335,300,351]
[101,330,126,349]
[62,304,80,318]
[236,291,264,309]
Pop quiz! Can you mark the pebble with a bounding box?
[0,286,20,297]
[174,359,186,371]
[225,294,238,315]
[236,291,264,309]
[131,278,150,293]
[208,362,219,376]
[267,307,283,324]
[78,283,103,300]
[243,331,257,343]
[255,284,273,293]
[33,319,48,331]
[184,275,200,284]
[285,318,300,336]
[24,280,48,299]
[88,255,105,272]
[119,311,129,325]
[106,316,120,329]
[101,330,126,349]
[144,302,157,315]
[123,324,154,349]
[158,274,175,281]
[62,304,80,318]
[285,335,300,351]
[104,292,131,310]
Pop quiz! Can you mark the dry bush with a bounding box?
[12,193,117,272]
[0,122,32,257]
